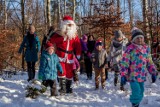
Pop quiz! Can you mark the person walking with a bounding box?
[18,25,41,81]
[107,30,128,90]
[120,28,157,107]
[38,42,63,96]
[91,40,108,89]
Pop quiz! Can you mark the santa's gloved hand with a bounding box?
[121,76,127,85]
[152,75,157,83]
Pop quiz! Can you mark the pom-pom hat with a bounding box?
[45,42,54,50]
[131,27,144,42]
[95,40,103,47]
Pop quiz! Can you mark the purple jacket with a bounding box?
[80,39,88,52]
[73,57,80,70]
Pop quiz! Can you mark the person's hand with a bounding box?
[152,75,157,83]
[92,58,96,62]
[77,67,80,72]
[60,70,63,74]
[121,76,127,85]
[105,64,108,68]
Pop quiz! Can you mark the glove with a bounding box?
[59,70,63,74]
[152,75,157,83]
[121,76,127,85]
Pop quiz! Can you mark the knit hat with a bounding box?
[131,27,144,42]
[45,42,54,50]
[95,40,103,47]
[114,30,124,39]
[82,34,87,40]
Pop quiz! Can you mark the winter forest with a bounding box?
[0,0,160,107]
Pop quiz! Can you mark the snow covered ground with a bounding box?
[0,71,160,107]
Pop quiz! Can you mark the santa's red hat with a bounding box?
[63,15,73,21]
[62,15,75,25]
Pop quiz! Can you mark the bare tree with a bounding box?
[21,0,25,70]
[57,0,62,27]
[64,0,66,15]
[72,0,76,20]
[127,0,133,27]
[143,0,150,46]
[46,0,51,28]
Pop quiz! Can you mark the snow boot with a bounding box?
[27,68,32,82]
[114,72,119,86]
[132,103,139,107]
[105,68,108,80]
[31,68,35,80]
[120,85,125,91]
[59,78,66,95]
[66,80,73,93]
[51,80,58,96]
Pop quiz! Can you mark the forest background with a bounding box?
[0,0,160,71]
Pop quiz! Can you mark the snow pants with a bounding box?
[58,62,74,94]
[42,79,57,96]
[73,69,79,82]
[130,82,144,105]
[58,62,73,79]
[94,68,106,89]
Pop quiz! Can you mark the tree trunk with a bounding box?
[57,0,61,28]
[72,0,76,20]
[127,0,133,28]
[46,0,51,28]
[4,0,7,29]
[21,0,25,70]
[64,0,66,16]
[143,0,150,46]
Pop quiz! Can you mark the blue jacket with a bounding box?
[38,51,63,80]
[18,33,41,62]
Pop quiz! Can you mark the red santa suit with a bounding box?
[47,16,81,80]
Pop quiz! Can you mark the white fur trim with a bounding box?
[62,20,75,25]
[76,55,80,60]
[131,35,144,42]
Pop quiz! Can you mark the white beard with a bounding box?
[61,21,77,40]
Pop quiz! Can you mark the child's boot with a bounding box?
[66,80,73,93]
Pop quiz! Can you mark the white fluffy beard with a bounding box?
[61,21,77,40]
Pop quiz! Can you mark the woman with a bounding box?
[18,25,41,81]
[86,34,96,80]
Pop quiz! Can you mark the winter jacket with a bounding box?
[108,37,128,65]
[87,40,96,53]
[120,43,157,82]
[38,51,63,80]
[80,39,88,52]
[91,49,108,69]
[18,33,41,62]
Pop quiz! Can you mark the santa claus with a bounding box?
[46,15,81,94]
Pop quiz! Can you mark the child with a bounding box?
[73,55,80,85]
[38,42,63,96]
[91,40,108,89]
[107,30,128,90]
[120,28,157,107]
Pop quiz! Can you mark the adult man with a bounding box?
[46,15,81,94]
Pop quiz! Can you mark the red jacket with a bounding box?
[47,32,81,64]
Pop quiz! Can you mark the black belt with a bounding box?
[57,47,73,54]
